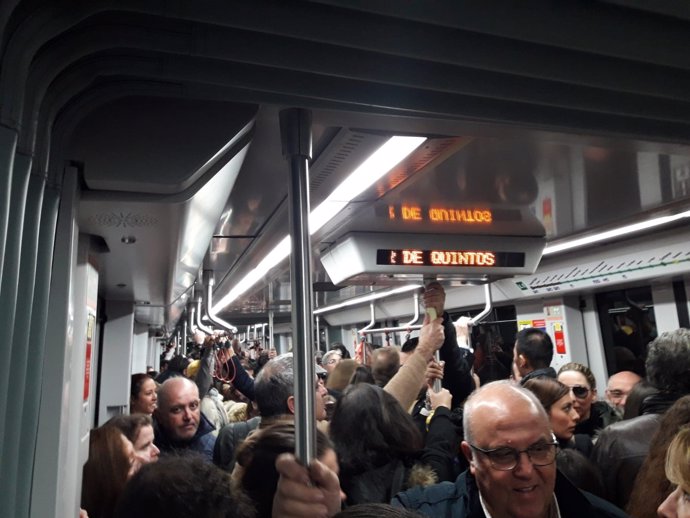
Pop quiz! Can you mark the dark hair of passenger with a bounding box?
[333,503,425,517]
[626,395,690,517]
[350,364,375,385]
[253,353,293,418]
[106,413,152,443]
[372,347,400,387]
[401,337,419,354]
[330,383,423,476]
[130,373,153,400]
[515,328,553,369]
[81,426,131,518]
[556,449,606,500]
[233,422,332,518]
[330,342,351,359]
[113,454,254,518]
[645,328,690,394]
[167,354,190,373]
[622,379,658,420]
[522,377,570,412]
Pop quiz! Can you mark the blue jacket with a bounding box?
[392,470,629,518]
[153,412,216,462]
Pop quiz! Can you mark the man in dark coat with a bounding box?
[513,328,558,384]
[153,376,216,462]
[392,381,628,518]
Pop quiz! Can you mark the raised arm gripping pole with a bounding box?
[454,283,493,351]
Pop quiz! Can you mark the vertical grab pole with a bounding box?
[268,281,275,353]
[280,108,315,465]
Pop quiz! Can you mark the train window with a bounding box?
[595,287,657,377]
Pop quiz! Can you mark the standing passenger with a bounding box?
[592,329,690,510]
[130,373,157,415]
[558,362,619,438]
[153,376,216,461]
[512,328,556,384]
[605,371,641,414]
[657,427,690,518]
[392,381,628,517]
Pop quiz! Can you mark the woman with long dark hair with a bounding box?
[330,383,454,506]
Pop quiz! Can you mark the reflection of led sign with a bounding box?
[376,249,525,268]
[388,205,493,224]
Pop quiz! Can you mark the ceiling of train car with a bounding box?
[4,0,690,332]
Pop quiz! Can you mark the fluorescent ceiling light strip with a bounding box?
[313,284,422,315]
[542,209,690,255]
[309,136,427,233]
[213,136,427,312]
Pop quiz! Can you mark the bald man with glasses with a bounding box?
[392,381,628,518]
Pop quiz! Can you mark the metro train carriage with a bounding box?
[2,2,690,518]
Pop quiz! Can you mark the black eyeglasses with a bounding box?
[570,385,590,399]
[469,435,558,471]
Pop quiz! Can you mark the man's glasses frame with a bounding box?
[469,434,559,471]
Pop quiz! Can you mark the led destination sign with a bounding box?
[376,249,525,268]
[388,205,493,223]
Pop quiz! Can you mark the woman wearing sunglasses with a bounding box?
[522,377,593,456]
[558,362,620,438]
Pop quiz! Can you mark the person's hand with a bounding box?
[416,314,444,361]
[427,387,452,410]
[423,281,446,318]
[425,360,444,386]
[273,453,342,518]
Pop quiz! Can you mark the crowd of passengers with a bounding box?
[80,283,690,518]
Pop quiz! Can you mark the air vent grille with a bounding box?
[90,212,159,228]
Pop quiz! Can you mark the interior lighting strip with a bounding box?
[313,284,422,315]
[542,209,690,256]
[212,136,427,312]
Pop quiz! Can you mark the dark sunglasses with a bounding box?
[571,385,590,399]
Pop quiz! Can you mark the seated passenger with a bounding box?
[106,414,160,464]
[81,425,140,518]
[626,395,690,517]
[330,383,455,505]
[129,373,157,415]
[392,381,628,518]
[153,376,216,461]
[232,422,342,518]
[558,362,619,438]
[113,455,254,518]
[512,327,557,384]
[522,377,592,457]
[657,427,690,518]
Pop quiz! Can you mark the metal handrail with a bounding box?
[468,284,492,326]
[360,292,422,335]
[203,270,238,334]
[195,295,214,335]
